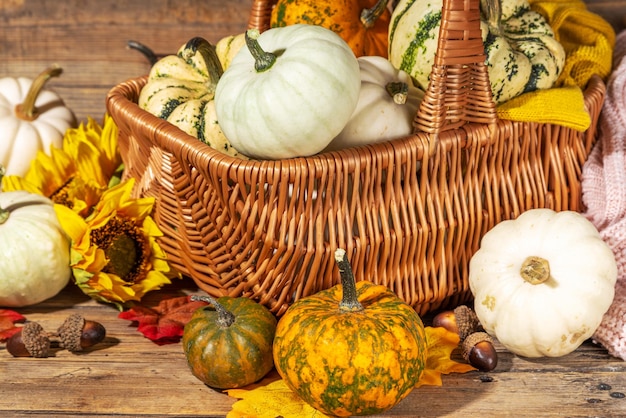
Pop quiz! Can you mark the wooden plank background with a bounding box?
[1,0,252,123]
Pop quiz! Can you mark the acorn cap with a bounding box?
[57,313,86,352]
[461,331,494,361]
[21,322,51,358]
[453,305,482,341]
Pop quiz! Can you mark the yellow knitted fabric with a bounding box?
[496,0,615,131]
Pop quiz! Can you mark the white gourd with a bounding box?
[325,56,424,152]
[215,25,361,160]
[469,209,617,358]
[0,67,76,177]
[0,189,71,307]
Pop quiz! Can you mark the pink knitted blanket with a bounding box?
[582,30,626,361]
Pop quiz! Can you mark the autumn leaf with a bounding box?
[225,326,476,417]
[417,326,477,388]
[0,309,26,342]
[118,294,207,344]
[226,370,330,418]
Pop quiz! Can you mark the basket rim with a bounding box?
[106,73,605,175]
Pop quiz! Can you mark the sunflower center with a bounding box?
[90,216,151,283]
[50,177,75,209]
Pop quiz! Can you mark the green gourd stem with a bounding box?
[0,166,7,224]
[334,248,364,312]
[127,40,159,66]
[14,65,63,121]
[520,256,551,285]
[386,81,409,105]
[481,0,503,36]
[245,28,276,73]
[190,295,236,328]
[181,37,224,88]
[361,0,389,29]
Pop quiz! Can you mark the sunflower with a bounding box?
[55,179,175,308]
[2,114,122,216]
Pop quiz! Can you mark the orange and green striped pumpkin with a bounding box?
[273,248,427,416]
[182,295,277,389]
[270,0,391,58]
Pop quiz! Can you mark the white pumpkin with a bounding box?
[215,25,361,160]
[0,187,71,307]
[325,55,425,152]
[0,66,77,177]
[469,209,617,358]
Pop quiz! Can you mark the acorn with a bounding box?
[462,331,498,372]
[56,314,106,352]
[432,305,481,341]
[6,322,51,358]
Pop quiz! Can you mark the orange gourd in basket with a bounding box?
[270,0,391,58]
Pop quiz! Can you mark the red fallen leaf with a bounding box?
[118,294,207,345]
[0,309,27,342]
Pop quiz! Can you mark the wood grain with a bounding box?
[0,0,251,122]
[1,279,625,417]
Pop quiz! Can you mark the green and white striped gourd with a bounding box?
[388,0,565,104]
[138,37,245,158]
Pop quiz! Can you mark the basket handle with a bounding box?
[414,0,498,137]
[247,0,275,32]
[247,0,498,138]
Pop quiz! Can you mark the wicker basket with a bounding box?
[105,0,606,316]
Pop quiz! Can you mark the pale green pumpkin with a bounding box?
[214,25,361,160]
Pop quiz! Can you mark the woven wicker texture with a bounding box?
[106,0,606,316]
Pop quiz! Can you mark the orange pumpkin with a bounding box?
[270,0,390,58]
[272,249,427,416]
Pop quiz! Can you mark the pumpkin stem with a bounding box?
[190,295,236,328]
[14,65,63,122]
[245,29,277,73]
[361,0,389,29]
[181,37,224,90]
[386,81,409,105]
[334,248,364,312]
[127,40,160,66]
[480,0,504,36]
[520,256,551,285]
[0,165,8,224]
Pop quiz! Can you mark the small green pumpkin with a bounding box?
[182,295,277,389]
[138,37,245,158]
[273,248,427,416]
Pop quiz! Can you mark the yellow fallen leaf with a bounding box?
[416,326,477,388]
[225,327,475,417]
[226,370,330,418]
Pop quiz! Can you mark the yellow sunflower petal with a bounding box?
[54,204,87,244]
[129,270,172,300]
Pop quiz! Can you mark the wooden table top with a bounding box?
[1,278,625,417]
[2,1,626,417]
